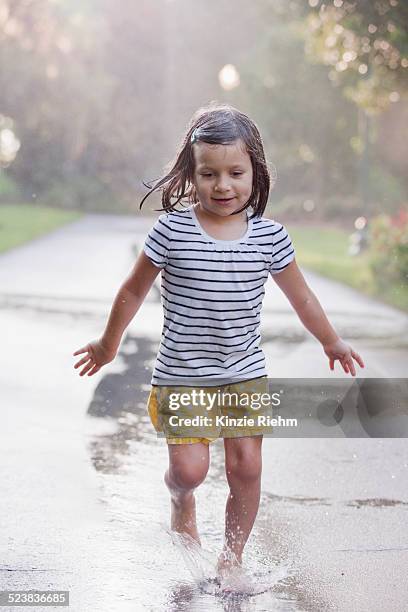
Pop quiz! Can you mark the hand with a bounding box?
[73,338,117,377]
[323,338,365,377]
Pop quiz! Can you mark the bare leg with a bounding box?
[217,436,263,574]
[164,442,210,545]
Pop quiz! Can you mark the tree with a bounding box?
[286,0,408,216]
[292,0,408,115]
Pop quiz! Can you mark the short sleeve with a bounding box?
[269,222,295,275]
[143,214,172,269]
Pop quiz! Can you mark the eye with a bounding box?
[200,173,213,177]
[232,172,243,176]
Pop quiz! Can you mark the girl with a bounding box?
[73,102,364,585]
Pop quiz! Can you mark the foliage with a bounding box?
[368,208,408,286]
[0,0,407,215]
[289,220,408,311]
[293,0,408,115]
[240,0,407,220]
[367,164,405,212]
[270,193,362,223]
[236,5,359,207]
[41,176,116,212]
[0,168,20,201]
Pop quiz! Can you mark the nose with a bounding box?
[214,175,232,193]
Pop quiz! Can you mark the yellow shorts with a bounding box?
[146,376,273,445]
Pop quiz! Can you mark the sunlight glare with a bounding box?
[218,64,240,91]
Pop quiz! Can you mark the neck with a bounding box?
[194,203,247,224]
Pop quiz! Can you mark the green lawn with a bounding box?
[287,224,408,312]
[0,204,82,253]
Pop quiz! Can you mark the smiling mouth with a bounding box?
[212,197,235,202]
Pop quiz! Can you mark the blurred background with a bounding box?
[0,0,407,309]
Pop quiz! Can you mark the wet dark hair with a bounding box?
[139,102,273,219]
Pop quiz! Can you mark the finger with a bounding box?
[87,365,100,376]
[348,360,356,376]
[74,356,90,369]
[329,358,334,371]
[79,360,94,376]
[351,351,365,368]
[73,347,88,356]
[340,358,350,374]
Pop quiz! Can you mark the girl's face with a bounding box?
[192,139,253,218]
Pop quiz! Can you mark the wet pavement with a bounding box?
[1,214,408,611]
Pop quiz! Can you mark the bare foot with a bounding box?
[216,548,242,580]
[216,554,250,594]
[171,494,201,545]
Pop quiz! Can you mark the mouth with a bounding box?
[211,197,235,204]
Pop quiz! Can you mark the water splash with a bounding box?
[165,527,291,598]
[166,528,217,583]
[201,565,290,598]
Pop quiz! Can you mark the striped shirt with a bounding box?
[143,204,295,387]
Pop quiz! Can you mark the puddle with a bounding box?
[345,498,408,508]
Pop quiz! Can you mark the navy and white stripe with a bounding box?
[143,204,295,386]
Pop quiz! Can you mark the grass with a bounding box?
[287,223,408,312]
[0,204,82,253]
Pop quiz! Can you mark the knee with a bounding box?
[167,460,208,492]
[225,451,262,485]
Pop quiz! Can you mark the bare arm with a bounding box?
[101,251,161,350]
[272,260,364,376]
[73,251,161,376]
